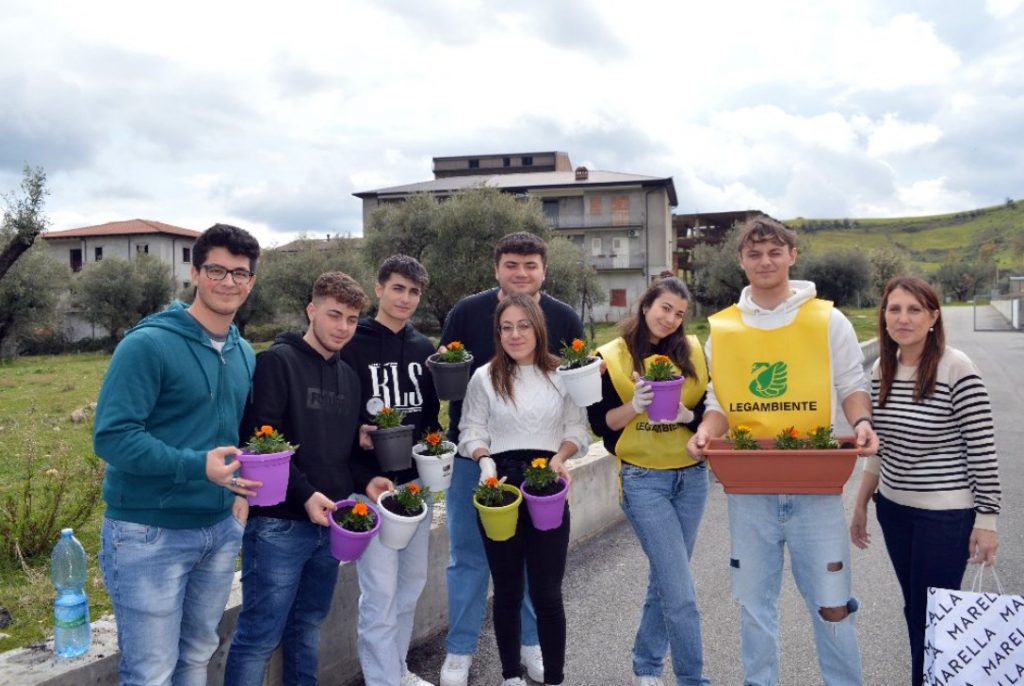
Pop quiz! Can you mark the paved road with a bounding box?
[403,306,1021,685]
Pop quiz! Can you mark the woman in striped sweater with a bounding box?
[849,276,1000,686]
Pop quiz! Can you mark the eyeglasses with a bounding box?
[201,264,255,285]
[499,321,533,336]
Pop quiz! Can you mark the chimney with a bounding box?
[575,166,589,181]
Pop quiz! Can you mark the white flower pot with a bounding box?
[376,490,428,551]
[412,442,456,491]
[556,358,602,407]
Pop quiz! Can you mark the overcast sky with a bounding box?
[2,0,1022,247]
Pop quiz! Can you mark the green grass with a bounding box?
[791,201,1024,273]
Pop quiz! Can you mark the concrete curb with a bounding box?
[0,443,623,686]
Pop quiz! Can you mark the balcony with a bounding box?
[588,253,646,270]
[546,214,642,230]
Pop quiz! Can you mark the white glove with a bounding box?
[631,378,654,414]
[651,403,695,425]
[477,456,497,484]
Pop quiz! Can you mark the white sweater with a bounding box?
[458,363,591,459]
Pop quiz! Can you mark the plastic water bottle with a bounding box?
[51,528,90,658]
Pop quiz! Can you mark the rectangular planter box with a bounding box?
[705,436,860,495]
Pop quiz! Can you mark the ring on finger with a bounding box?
[230,476,239,488]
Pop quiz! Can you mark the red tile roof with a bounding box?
[41,219,201,239]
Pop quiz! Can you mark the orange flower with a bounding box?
[485,476,500,487]
[571,339,585,352]
[426,432,441,446]
[531,457,548,469]
[447,341,463,351]
[652,354,670,363]
[258,425,273,436]
[783,426,799,438]
[408,483,420,494]
[379,407,394,415]
[352,502,369,516]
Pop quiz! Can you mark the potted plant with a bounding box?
[411,430,457,491]
[473,476,522,542]
[329,499,380,562]
[554,338,602,407]
[520,457,569,530]
[369,406,414,472]
[704,424,859,495]
[376,482,430,550]
[642,355,685,422]
[237,425,298,506]
[426,341,474,401]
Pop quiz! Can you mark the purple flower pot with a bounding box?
[237,450,293,506]
[329,499,380,562]
[521,477,569,531]
[644,376,685,422]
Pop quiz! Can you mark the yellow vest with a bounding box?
[709,299,832,437]
[597,336,708,469]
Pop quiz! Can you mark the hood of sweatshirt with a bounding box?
[736,280,817,330]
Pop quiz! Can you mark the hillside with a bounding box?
[788,200,1024,273]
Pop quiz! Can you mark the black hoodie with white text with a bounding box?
[340,318,441,485]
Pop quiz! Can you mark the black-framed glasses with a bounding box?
[201,264,255,285]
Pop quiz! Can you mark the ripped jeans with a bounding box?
[728,494,862,686]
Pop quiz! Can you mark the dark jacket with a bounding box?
[240,332,372,521]
[340,318,441,484]
[94,301,255,529]
[440,288,583,443]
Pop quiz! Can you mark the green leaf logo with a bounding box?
[749,361,788,398]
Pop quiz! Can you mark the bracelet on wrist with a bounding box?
[852,416,874,430]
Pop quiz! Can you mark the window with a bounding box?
[591,237,602,256]
[590,196,603,216]
[610,289,627,307]
[542,200,559,226]
[136,244,149,254]
[70,248,83,272]
[468,159,480,169]
[502,157,511,167]
[94,247,103,261]
[182,247,191,263]
[611,195,630,225]
[521,156,533,167]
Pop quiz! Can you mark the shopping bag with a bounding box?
[923,567,1024,686]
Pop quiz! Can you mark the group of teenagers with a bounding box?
[91,216,1001,686]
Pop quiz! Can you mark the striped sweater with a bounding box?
[865,347,1001,531]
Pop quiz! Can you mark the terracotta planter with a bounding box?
[329,499,380,562]
[426,353,474,401]
[556,359,602,407]
[412,442,456,491]
[237,450,293,506]
[376,491,428,550]
[522,477,569,531]
[370,424,414,472]
[473,484,522,542]
[704,436,859,495]
[643,376,685,422]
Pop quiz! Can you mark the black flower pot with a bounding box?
[426,353,474,401]
[370,424,414,471]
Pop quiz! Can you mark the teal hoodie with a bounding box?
[93,301,255,528]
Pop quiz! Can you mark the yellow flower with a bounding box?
[809,425,821,435]
[736,424,751,434]
[531,457,548,469]
[571,339,584,352]
[352,502,369,516]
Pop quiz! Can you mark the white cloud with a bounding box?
[985,0,1024,19]
[867,114,943,157]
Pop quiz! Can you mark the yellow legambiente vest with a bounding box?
[598,336,708,469]
[709,299,832,437]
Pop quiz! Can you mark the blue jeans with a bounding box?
[99,514,243,686]
[875,493,974,686]
[224,516,340,686]
[620,461,711,685]
[445,456,539,654]
[357,495,433,686]
[728,494,862,686]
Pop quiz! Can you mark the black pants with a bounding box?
[480,450,570,685]
[875,492,975,686]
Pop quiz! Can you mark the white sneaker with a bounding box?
[520,644,544,682]
[440,653,472,686]
[501,679,527,686]
[633,676,664,686]
[402,670,435,686]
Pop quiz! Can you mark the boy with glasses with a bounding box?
[94,223,261,685]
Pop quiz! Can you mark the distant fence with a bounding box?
[973,295,1022,331]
